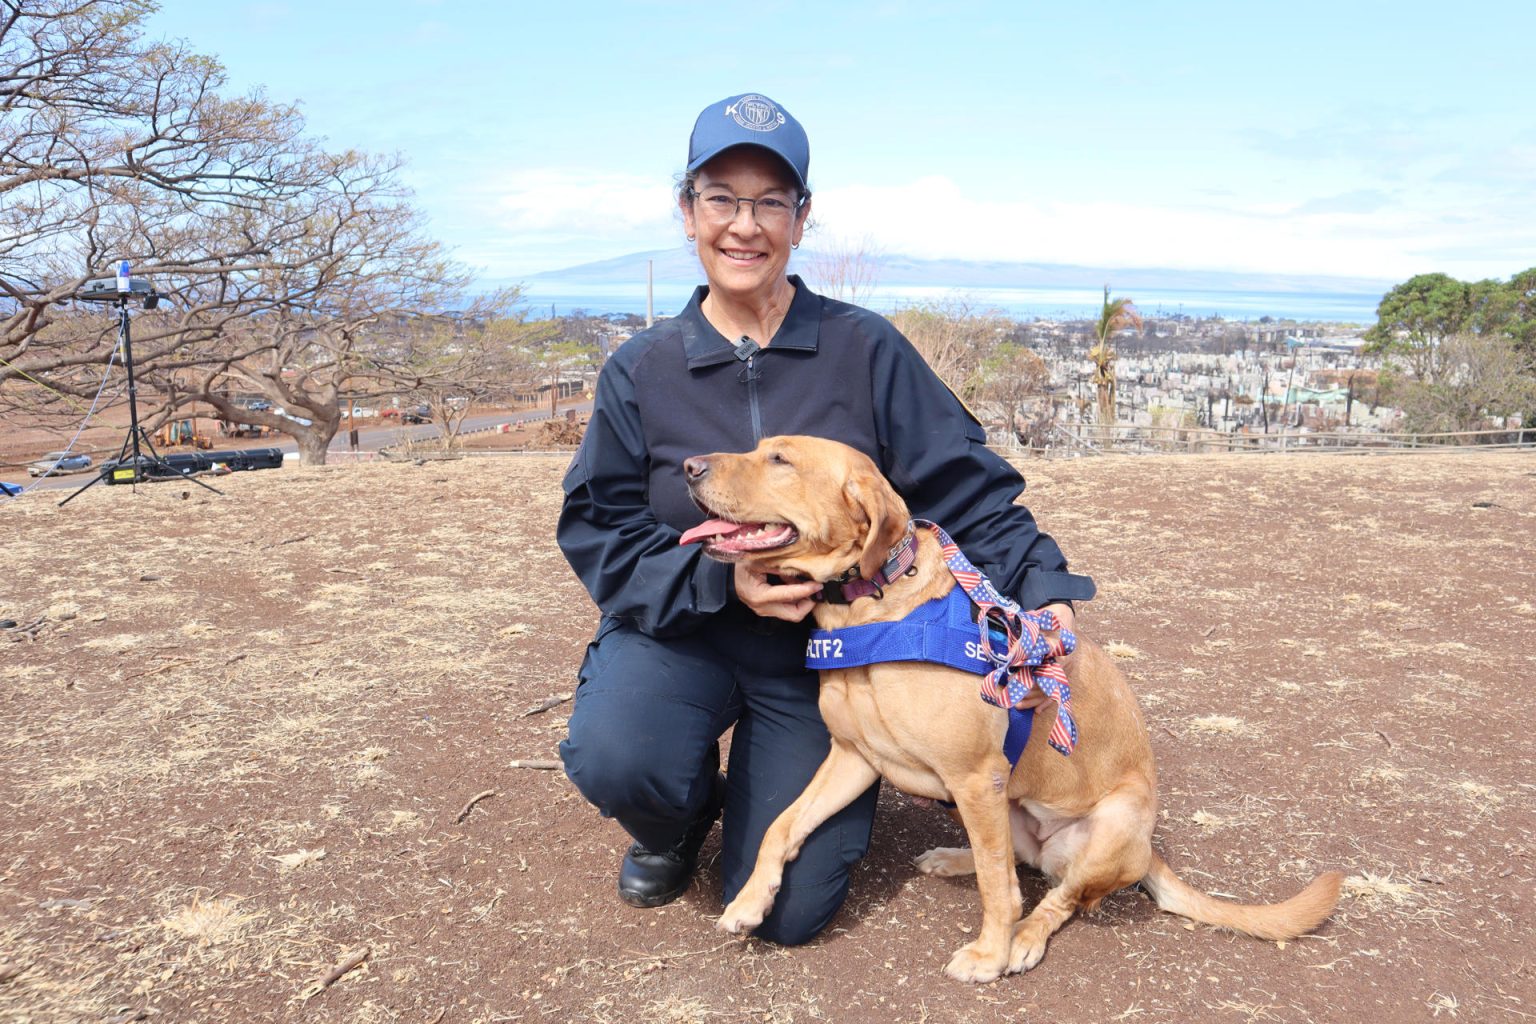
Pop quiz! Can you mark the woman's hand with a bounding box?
[1008,602,1077,712]
[1038,602,1076,637]
[735,564,822,622]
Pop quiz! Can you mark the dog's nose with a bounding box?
[683,456,710,481]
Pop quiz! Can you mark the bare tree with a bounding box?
[2,2,341,383]
[801,234,882,306]
[1218,322,1249,356]
[974,342,1050,445]
[2,2,502,463]
[1385,332,1536,435]
[166,182,516,463]
[886,301,1008,399]
[396,312,559,451]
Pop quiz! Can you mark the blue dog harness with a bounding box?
[803,520,1079,769]
[805,587,1039,767]
[805,586,992,674]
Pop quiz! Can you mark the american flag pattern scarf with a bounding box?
[912,519,1079,756]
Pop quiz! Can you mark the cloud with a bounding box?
[1246,106,1467,175]
[798,173,1535,281]
[439,165,1534,283]
[1290,190,1394,216]
[485,171,677,233]
[410,20,454,42]
[1433,141,1536,189]
[237,2,294,28]
[806,177,1401,277]
[428,169,682,275]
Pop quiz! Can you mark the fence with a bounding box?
[1006,424,1536,456]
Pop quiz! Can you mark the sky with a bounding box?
[141,0,1535,288]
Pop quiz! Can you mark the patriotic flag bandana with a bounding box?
[913,519,1079,756]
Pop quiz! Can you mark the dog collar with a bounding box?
[815,523,919,604]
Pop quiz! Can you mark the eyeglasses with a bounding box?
[687,187,805,227]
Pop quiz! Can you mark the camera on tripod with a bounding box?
[76,275,160,309]
[57,260,229,505]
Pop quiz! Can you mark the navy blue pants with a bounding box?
[559,609,881,946]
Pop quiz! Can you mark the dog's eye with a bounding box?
[768,452,792,466]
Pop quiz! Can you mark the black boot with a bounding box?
[618,754,726,909]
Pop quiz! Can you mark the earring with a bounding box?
[686,234,695,242]
[791,242,799,250]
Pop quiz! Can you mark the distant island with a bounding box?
[491,249,1393,323]
[515,248,1392,296]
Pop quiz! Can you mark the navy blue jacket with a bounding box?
[558,278,1095,637]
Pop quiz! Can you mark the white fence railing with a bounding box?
[1000,424,1536,456]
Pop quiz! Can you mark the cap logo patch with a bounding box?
[726,94,785,132]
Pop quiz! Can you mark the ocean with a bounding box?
[519,281,1382,325]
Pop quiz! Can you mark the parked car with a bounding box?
[272,407,313,426]
[402,404,432,424]
[28,451,93,477]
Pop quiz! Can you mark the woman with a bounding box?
[557,92,1094,946]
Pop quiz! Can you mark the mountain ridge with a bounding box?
[513,247,1392,296]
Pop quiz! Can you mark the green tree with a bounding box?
[536,338,599,416]
[1364,273,1473,381]
[1471,268,1536,355]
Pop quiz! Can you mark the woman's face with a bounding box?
[681,147,810,305]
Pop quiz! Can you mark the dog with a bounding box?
[679,435,1342,983]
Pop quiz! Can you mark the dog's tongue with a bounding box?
[679,518,750,546]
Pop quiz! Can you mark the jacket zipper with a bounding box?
[746,353,763,442]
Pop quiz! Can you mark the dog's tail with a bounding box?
[1139,854,1343,941]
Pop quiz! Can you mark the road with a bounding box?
[298,405,578,454]
[13,401,592,496]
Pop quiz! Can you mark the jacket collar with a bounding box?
[681,275,822,369]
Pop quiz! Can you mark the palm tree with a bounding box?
[1088,284,1142,439]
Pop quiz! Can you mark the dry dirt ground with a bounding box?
[2,451,1533,1024]
[0,396,545,476]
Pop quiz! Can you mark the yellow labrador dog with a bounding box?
[680,435,1341,983]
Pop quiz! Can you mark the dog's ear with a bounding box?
[844,461,909,581]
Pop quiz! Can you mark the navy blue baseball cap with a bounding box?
[687,93,810,194]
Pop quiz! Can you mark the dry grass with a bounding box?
[3,450,1533,1024]
[1186,714,1258,738]
[1342,871,1420,907]
[161,897,259,945]
[1450,780,1504,814]
[270,848,328,870]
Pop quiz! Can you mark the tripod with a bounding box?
[60,294,223,506]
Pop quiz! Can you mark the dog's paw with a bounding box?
[1007,919,1051,974]
[717,893,770,936]
[943,940,1007,984]
[915,847,976,877]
